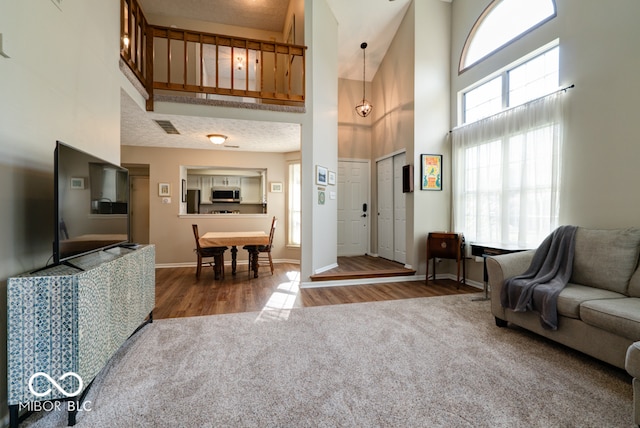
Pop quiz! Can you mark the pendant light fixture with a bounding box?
[355,42,373,118]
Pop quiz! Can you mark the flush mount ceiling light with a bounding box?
[207,134,228,145]
[355,42,373,118]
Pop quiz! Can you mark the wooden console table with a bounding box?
[426,232,466,285]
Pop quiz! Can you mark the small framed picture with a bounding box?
[181,179,187,202]
[270,182,283,193]
[328,171,336,185]
[70,177,85,189]
[159,182,171,196]
[316,165,328,186]
[318,190,325,205]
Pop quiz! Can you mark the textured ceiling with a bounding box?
[120,91,301,153]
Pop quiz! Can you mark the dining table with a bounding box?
[199,231,270,278]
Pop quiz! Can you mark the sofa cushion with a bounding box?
[570,228,640,294]
[580,298,640,341]
[556,283,626,319]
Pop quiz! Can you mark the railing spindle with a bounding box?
[183,31,187,88]
[199,34,203,90]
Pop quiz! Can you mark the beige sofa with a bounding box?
[486,227,640,424]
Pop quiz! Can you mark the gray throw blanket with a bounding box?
[500,225,577,330]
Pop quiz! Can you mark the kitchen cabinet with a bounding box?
[212,176,240,187]
[186,175,211,203]
[200,176,213,203]
[187,175,201,190]
[240,177,262,204]
[186,169,266,209]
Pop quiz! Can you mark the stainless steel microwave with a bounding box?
[211,188,240,203]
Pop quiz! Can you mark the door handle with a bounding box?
[361,213,367,218]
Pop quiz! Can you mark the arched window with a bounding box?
[459,0,556,72]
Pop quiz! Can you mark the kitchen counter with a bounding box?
[179,213,270,219]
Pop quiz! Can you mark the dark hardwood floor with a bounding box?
[154,259,480,319]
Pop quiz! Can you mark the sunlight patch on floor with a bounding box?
[255,271,300,322]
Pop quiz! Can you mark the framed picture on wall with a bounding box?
[159,182,171,196]
[328,171,336,185]
[70,177,85,189]
[316,165,328,186]
[270,182,283,192]
[420,154,442,191]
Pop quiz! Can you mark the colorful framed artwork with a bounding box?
[420,154,442,191]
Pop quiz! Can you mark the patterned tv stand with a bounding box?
[7,245,155,427]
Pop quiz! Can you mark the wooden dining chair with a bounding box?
[192,224,226,279]
[245,216,277,275]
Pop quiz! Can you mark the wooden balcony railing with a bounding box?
[120,0,306,111]
[120,0,148,91]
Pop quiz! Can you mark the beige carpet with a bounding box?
[24,294,632,427]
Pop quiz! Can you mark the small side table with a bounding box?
[470,243,529,301]
[426,232,465,285]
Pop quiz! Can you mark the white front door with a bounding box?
[377,157,394,260]
[337,160,369,256]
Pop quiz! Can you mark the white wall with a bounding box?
[451,0,640,229]
[0,0,122,423]
[301,0,339,278]
[368,0,450,274]
[411,0,451,274]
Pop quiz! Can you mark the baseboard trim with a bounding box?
[301,273,484,290]
[301,274,424,288]
[314,263,339,275]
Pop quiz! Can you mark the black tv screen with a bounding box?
[54,141,130,264]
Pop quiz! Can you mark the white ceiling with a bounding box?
[120,91,302,152]
[123,0,416,152]
[138,0,292,33]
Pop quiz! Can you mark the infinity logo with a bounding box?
[28,372,84,398]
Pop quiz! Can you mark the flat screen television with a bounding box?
[54,141,130,265]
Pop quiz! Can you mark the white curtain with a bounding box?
[452,91,566,249]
